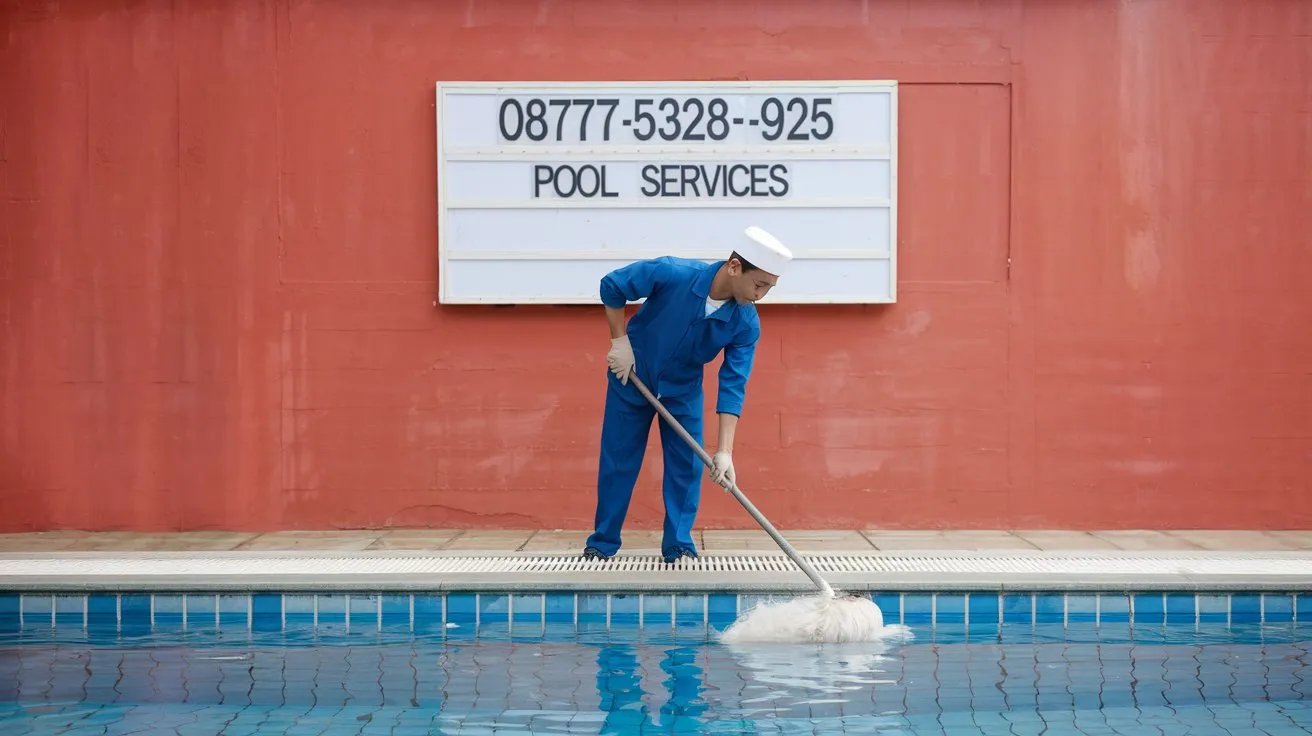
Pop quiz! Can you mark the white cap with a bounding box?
[738,225,793,277]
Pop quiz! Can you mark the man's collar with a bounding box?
[691,260,724,299]
[694,260,734,321]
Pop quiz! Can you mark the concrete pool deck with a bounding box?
[2,529,1311,593]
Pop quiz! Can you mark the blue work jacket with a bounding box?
[599,256,761,416]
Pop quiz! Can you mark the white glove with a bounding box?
[606,335,635,384]
[710,450,736,490]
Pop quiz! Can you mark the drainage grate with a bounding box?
[2,553,1311,577]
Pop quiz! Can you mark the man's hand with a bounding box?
[607,335,635,384]
[710,450,736,490]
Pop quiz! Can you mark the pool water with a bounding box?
[1,619,1309,735]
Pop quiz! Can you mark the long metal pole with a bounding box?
[628,373,836,598]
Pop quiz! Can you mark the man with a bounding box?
[582,226,794,563]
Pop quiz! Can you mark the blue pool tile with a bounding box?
[510,593,543,623]
[0,594,17,631]
[251,594,282,630]
[152,595,184,628]
[282,594,315,619]
[444,615,476,639]
[218,594,249,627]
[413,594,443,623]
[608,594,639,624]
[379,594,410,626]
[445,593,477,624]
[118,595,150,628]
[968,593,999,624]
[575,618,611,637]
[1231,594,1261,622]
[1002,593,1032,623]
[1263,593,1293,622]
[674,594,705,626]
[577,594,608,623]
[152,595,183,613]
[1070,690,1104,712]
[86,594,118,628]
[936,712,978,730]
[1034,594,1064,623]
[960,711,1009,732]
[408,610,444,636]
[54,594,85,626]
[282,595,316,629]
[477,619,512,639]
[21,593,53,617]
[707,594,736,626]
[348,594,379,626]
[1165,593,1195,624]
[539,621,577,642]
[935,594,965,623]
[184,593,217,627]
[544,593,575,623]
[1133,593,1165,624]
[219,593,249,612]
[1098,593,1130,622]
[478,594,509,624]
[1038,724,1085,736]
[1035,689,1076,712]
[1066,594,1096,623]
[1093,621,1133,641]
[643,593,673,625]
[902,594,933,623]
[314,594,347,622]
[872,593,900,623]
[1198,594,1228,622]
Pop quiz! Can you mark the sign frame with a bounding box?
[435,79,898,306]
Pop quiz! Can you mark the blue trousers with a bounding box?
[586,373,703,557]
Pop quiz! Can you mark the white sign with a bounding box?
[435,80,898,304]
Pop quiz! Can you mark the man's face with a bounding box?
[728,258,779,304]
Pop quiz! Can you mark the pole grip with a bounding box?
[627,372,836,598]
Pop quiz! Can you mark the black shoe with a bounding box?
[582,547,609,561]
[662,547,697,564]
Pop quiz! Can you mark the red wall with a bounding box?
[3,0,1310,533]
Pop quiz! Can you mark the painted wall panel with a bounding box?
[2,0,1309,532]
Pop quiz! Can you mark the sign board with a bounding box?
[435,80,897,304]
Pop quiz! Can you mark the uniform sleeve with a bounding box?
[598,258,672,308]
[716,322,760,416]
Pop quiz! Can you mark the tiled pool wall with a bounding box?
[0,590,1305,633]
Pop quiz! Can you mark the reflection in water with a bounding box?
[595,645,648,733]
[725,640,905,697]
[591,631,913,733]
[1,622,1308,734]
[595,644,712,734]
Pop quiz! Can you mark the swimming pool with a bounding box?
[2,589,1309,734]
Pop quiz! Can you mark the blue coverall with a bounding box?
[585,256,761,559]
